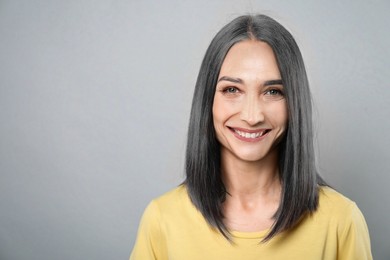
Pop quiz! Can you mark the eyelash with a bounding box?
[220,87,284,96]
[265,88,284,96]
[221,87,240,94]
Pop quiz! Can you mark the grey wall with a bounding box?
[0,1,389,259]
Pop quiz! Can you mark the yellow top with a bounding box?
[130,185,372,260]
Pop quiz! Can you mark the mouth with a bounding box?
[228,127,271,141]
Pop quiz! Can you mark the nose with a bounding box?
[240,94,264,126]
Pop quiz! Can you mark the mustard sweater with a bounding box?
[130,185,372,260]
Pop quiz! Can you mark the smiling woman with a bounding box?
[130,14,372,260]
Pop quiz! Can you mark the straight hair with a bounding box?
[185,14,326,242]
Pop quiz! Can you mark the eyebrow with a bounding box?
[217,76,243,84]
[264,79,283,86]
[217,76,283,86]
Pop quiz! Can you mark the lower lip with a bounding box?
[230,128,269,143]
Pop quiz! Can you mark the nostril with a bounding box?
[240,109,265,126]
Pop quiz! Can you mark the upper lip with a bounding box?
[228,126,270,133]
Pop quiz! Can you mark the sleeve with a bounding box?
[130,200,168,260]
[337,202,373,260]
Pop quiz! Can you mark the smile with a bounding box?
[229,127,270,141]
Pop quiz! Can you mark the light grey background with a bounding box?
[0,0,389,259]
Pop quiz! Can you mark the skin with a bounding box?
[212,40,288,232]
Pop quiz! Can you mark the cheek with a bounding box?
[212,99,225,143]
[279,105,288,126]
[281,106,288,130]
[269,102,288,128]
[212,99,219,123]
[212,96,227,124]
[213,95,239,118]
[212,98,223,132]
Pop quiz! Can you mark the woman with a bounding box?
[130,14,372,259]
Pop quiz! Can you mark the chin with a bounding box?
[231,144,280,163]
[239,155,268,163]
[232,149,269,162]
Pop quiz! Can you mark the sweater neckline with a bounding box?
[230,228,269,239]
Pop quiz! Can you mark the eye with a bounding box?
[265,89,282,95]
[220,86,241,96]
[263,88,284,101]
[223,87,239,94]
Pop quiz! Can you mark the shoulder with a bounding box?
[318,187,368,239]
[144,185,195,221]
[151,185,189,211]
[130,187,188,260]
[317,186,372,259]
[318,186,356,213]
[318,186,365,219]
[132,186,191,244]
[138,185,207,243]
[316,186,370,233]
[154,184,188,204]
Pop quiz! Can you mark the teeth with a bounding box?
[234,129,265,139]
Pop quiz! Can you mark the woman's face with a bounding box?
[212,40,288,163]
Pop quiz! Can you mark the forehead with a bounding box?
[219,40,281,81]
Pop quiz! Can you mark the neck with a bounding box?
[221,148,281,198]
